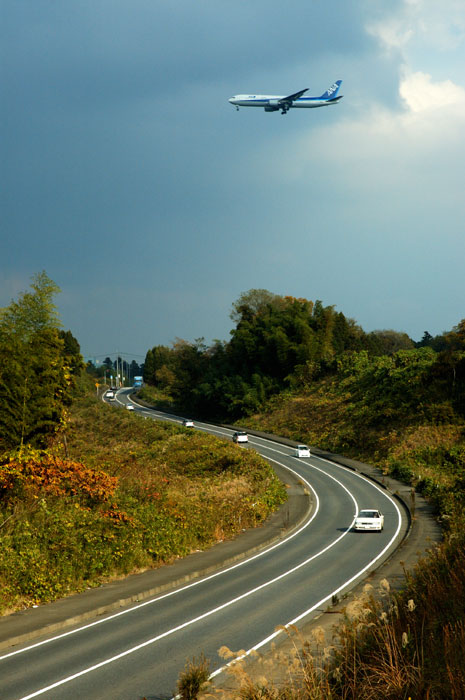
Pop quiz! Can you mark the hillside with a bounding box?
[0,393,285,615]
[243,349,465,529]
[230,356,465,699]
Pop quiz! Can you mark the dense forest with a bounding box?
[141,289,465,532]
[142,288,465,423]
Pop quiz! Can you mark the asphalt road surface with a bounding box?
[0,390,408,700]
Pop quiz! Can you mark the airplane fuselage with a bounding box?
[228,95,341,109]
[228,80,343,113]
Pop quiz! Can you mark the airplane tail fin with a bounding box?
[320,80,342,100]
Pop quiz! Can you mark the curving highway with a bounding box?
[0,389,408,700]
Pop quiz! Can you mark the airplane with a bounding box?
[228,80,343,114]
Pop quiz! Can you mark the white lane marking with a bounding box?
[8,466,361,699]
[0,458,317,661]
[8,410,402,698]
[13,468,356,700]
[205,471,403,692]
[248,436,404,524]
[5,441,378,664]
[104,406,404,687]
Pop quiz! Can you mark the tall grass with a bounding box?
[177,653,211,699]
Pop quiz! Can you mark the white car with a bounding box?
[294,444,310,458]
[106,391,115,400]
[232,431,248,444]
[182,419,194,428]
[354,509,384,532]
[126,404,135,411]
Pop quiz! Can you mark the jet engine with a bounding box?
[264,101,280,112]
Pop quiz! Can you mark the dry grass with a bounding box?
[177,653,211,700]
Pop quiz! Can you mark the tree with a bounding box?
[143,349,155,384]
[416,331,434,348]
[368,329,414,355]
[59,330,84,378]
[230,289,282,324]
[130,360,141,376]
[0,271,61,339]
[0,272,73,450]
[143,345,173,386]
[445,319,465,351]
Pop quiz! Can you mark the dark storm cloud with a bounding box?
[2,0,463,356]
[3,1,375,101]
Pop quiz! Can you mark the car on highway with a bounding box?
[354,509,384,532]
[106,390,115,400]
[126,404,135,411]
[232,431,248,444]
[182,419,194,427]
[294,444,310,458]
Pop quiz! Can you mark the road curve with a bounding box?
[0,390,408,700]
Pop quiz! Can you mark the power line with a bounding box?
[84,351,146,361]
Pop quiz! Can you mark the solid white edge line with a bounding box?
[204,456,403,692]
[9,406,403,699]
[6,441,376,664]
[0,458,317,662]
[11,459,362,700]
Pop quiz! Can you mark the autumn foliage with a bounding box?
[0,450,118,506]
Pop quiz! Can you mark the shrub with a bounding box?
[176,653,210,700]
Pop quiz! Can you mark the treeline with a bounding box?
[0,272,84,451]
[143,289,464,420]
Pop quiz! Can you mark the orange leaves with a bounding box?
[0,453,118,505]
[100,504,135,526]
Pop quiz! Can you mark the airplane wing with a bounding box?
[279,88,308,104]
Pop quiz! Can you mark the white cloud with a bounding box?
[399,71,465,112]
[368,0,465,53]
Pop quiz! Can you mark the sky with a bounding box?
[2,0,465,363]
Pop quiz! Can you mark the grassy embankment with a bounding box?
[0,392,285,615]
[244,373,465,525]
[214,374,465,699]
